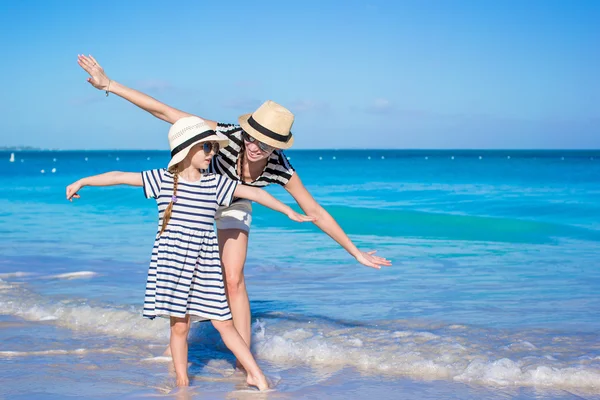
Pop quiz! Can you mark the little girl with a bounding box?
[66,117,315,390]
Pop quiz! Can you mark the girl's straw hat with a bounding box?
[168,117,230,169]
[238,100,295,149]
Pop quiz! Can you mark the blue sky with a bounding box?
[0,0,598,149]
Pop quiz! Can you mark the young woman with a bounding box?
[77,54,392,357]
[66,117,314,388]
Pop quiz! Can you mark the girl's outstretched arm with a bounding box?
[77,54,216,128]
[66,171,142,201]
[233,185,316,223]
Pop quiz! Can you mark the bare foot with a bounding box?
[246,373,269,391]
[163,345,172,357]
[176,374,189,387]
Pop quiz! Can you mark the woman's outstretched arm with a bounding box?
[66,171,142,201]
[77,54,217,129]
[284,173,392,269]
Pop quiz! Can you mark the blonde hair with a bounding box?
[159,164,180,236]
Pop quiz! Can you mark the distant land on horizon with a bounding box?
[1,146,43,151]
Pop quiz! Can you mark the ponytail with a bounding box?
[159,165,180,236]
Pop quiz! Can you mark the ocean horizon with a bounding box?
[1,149,599,399]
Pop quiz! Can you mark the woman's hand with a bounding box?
[77,54,110,91]
[287,210,317,223]
[66,180,83,201]
[354,250,392,270]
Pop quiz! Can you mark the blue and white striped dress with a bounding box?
[141,169,238,321]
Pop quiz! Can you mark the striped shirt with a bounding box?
[208,123,295,188]
[140,168,238,321]
[141,169,238,230]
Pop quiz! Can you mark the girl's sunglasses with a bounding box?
[203,141,220,154]
[242,131,274,153]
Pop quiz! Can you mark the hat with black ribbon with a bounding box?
[167,117,230,169]
[238,100,295,149]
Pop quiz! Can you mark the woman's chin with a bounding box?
[246,151,266,162]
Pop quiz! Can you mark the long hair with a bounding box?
[238,139,246,184]
[159,164,180,236]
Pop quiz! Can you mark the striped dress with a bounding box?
[141,169,237,321]
[209,123,296,188]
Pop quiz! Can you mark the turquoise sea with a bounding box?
[1,149,599,399]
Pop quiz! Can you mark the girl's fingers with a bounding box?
[290,213,314,222]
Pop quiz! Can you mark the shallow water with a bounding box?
[1,150,599,398]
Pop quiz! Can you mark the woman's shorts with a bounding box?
[215,199,252,232]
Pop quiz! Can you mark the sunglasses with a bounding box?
[242,131,274,153]
[202,141,220,154]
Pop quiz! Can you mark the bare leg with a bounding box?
[212,319,269,391]
[170,316,191,387]
[164,229,250,362]
[218,229,252,368]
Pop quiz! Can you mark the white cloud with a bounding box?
[365,98,395,114]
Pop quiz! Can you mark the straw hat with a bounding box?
[238,100,295,149]
[167,117,230,169]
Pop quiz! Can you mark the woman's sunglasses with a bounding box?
[202,141,220,154]
[242,131,274,153]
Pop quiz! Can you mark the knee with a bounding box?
[171,322,190,337]
[211,319,233,333]
[225,273,246,296]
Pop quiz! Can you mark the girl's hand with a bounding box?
[287,210,317,223]
[355,250,392,270]
[66,180,83,201]
[77,54,110,91]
